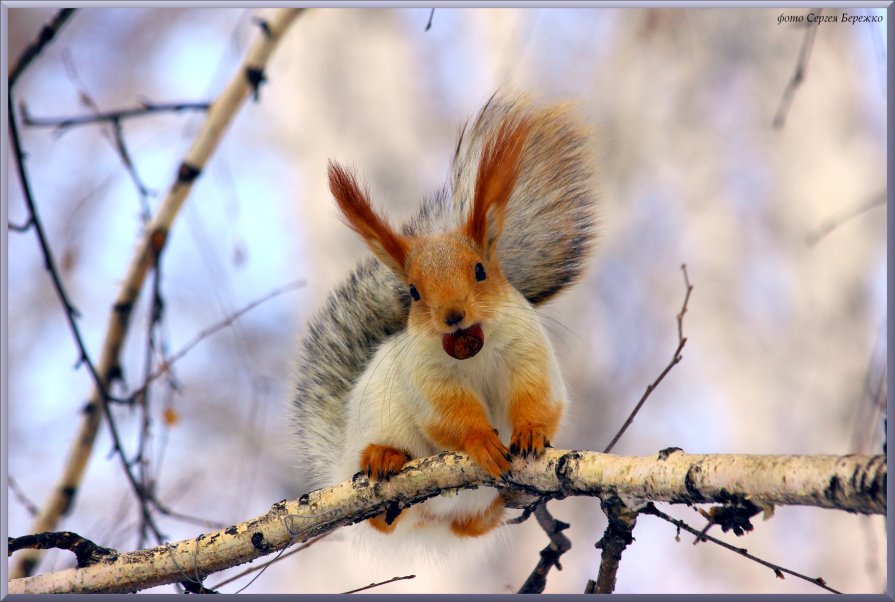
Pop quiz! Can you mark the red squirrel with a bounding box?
[292,94,598,549]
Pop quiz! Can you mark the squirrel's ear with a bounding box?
[328,161,409,276]
[464,115,531,257]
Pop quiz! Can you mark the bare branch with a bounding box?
[603,264,692,453]
[209,533,329,590]
[517,502,572,593]
[9,8,77,87]
[12,8,306,579]
[641,503,841,594]
[8,218,34,232]
[773,12,820,129]
[8,475,40,516]
[587,494,638,594]
[8,95,125,407]
[8,450,884,594]
[20,99,211,131]
[343,575,417,594]
[8,532,118,568]
[133,279,307,394]
[55,50,156,218]
[806,191,886,246]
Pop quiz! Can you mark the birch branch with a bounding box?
[12,8,305,579]
[8,450,885,594]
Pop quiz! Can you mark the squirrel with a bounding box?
[291,94,598,551]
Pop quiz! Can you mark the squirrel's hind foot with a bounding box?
[449,495,506,537]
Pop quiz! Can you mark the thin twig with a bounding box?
[641,503,841,594]
[136,263,167,550]
[505,495,546,525]
[8,98,121,404]
[343,574,416,594]
[773,11,820,129]
[517,502,572,593]
[130,279,306,398]
[210,533,330,590]
[805,191,886,246]
[21,99,211,130]
[9,219,34,232]
[152,502,228,532]
[603,264,692,453]
[58,51,155,218]
[8,476,40,517]
[9,8,77,87]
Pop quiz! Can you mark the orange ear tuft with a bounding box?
[328,161,409,274]
[465,116,532,252]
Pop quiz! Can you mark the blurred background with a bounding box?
[6,6,887,594]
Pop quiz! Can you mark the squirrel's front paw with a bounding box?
[360,444,412,481]
[510,423,551,459]
[463,429,511,478]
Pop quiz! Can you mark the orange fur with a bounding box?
[449,494,505,537]
[328,162,409,274]
[333,110,563,540]
[507,360,562,458]
[465,116,532,253]
[422,388,511,478]
[368,513,402,534]
[360,444,411,533]
[404,235,511,335]
[360,443,411,481]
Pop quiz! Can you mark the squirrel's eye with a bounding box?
[409,284,420,301]
[475,263,486,282]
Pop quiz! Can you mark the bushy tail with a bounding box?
[291,94,599,488]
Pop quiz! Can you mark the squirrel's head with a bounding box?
[328,114,531,360]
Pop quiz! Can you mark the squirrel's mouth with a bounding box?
[442,323,484,360]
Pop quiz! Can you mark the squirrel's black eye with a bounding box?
[475,263,486,282]
[409,284,420,301]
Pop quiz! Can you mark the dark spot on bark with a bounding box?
[177,162,201,184]
[684,464,703,501]
[351,471,368,488]
[245,67,267,100]
[555,451,582,491]
[251,532,271,553]
[105,363,123,384]
[826,475,843,502]
[657,447,683,461]
[61,486,77,514]
[225,526,238,536]
[254,17,273,37]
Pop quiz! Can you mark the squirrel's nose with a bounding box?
[443,310,465,327]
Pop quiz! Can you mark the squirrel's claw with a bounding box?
[360,444,412,482]
[464,429,511,479]
[510,423,550,460]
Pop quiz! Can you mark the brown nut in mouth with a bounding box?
[441,323,484,360]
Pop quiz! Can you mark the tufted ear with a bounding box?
[328,161,409,276]
[464,115,531,257]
